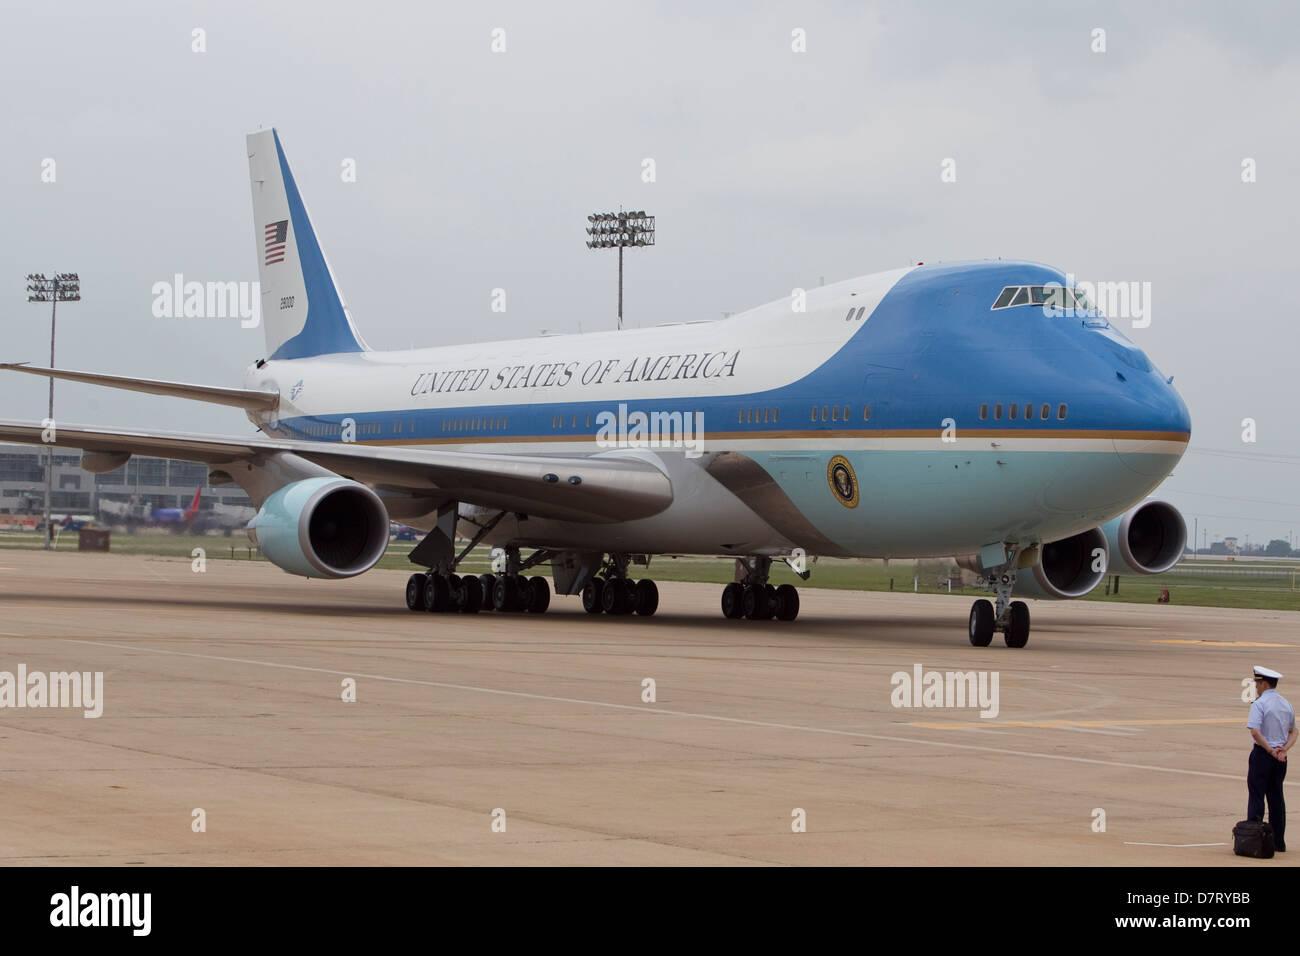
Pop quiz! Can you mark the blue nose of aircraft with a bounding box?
[1113,370,1191,477]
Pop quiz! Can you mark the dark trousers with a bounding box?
[1248,744,1288,846]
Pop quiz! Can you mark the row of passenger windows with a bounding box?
[444,416,509,433]
[811,404,872,422]
[300,422,381,437]
[551,414,593,429]
[979,402,1068,421]
[738,407,780,424]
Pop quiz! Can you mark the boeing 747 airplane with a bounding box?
[0,129,1191,647]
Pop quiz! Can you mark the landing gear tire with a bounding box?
[406,573,427,612]
[492,575,517,612]
[478,574,497,612]
[1004,600,1030,648]
[461,576,483,614]
[968,599,994,647]
[741,584,767,620]
[423,573,450,613]
[601,578,630,615]
[721,582,744,619]
[526,576,551,614]
[633,579,659,616]
[446,573,463,610]
[582,577,605,614]
[775,584,800,621]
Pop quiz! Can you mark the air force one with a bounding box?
[0,129,1192,647]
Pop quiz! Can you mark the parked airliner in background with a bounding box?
[0,128,1191,646]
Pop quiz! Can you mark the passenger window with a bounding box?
[994,404,1003,420]
[810,407,818,422]
[842,404,850,420]
[773,408,779,423]
[822,405,829,421]
[863,405,871,421]
[1009,403,1018,420]
[1057,403,1067,420]
[1040,404,1049,420]
[832,405,840,422]
[738,409,744,424]
[1024,404,1033,420]
[979,403,988,421]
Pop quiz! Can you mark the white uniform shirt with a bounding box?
[1248,688,1296,750]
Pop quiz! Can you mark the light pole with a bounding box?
[26,272,80,549]
[586,211,654,329]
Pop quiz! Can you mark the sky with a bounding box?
[1,0,1297,547]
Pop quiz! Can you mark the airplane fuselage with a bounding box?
[245,260,1191,560]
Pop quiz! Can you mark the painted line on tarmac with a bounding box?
[67,638,1245,781]
[1156,639,1291,647]
[914,717,1239,729]
[1123,842,1228,848]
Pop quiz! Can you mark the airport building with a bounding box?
[0,443,253,516]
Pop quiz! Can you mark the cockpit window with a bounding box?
[992,284,1097,313]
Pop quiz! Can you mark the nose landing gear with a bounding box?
[968,547,1031,648]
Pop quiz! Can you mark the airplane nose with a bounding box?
[1113,376,1191,477]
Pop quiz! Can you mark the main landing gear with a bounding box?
[720,556,800,621]
[967,548,1030,648]
[405,544,553,614]
[580,554,659,616]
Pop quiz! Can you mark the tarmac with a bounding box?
[0,548,1296,866]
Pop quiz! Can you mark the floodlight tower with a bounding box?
[26,272,80,549]
[585,210,654,329]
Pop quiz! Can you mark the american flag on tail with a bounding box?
[264,220,288,265]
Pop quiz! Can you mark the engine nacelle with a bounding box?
[1015,527,1110,600]
[247,477,389,579]
[1102,499,1187,576]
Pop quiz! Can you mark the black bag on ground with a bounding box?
[1233,820,1275,858]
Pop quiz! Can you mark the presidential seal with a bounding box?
[826,455,858,509]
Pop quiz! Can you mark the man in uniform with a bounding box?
[1247,665,1297,851]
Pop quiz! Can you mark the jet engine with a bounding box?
[1102,499,1187,576]
[247,476,389,578]
[1014,527,1110,600]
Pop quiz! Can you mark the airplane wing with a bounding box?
[0,363,280,412]
[0,419,673,524]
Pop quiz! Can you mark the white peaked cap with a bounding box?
[1254,665,1283,680]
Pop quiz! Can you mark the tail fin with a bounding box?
[185,486,202,520]
[246,128,367,360]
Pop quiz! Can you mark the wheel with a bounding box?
[493,575,516,612]
[764,584,778,620]
[721,582,744,619]
[527,576,551,614]
[405,573,427,611]
[423,573,450,612]
[633,579,659,616]
[446,573,462,610]
[775,584,800,621]
[741,584,763,620]
[968,599,994,646]
[601,578,629,614]
[582,577,605,614]
[478,574,497,612]
[1004,600,1030,648]
[460,575,482,614]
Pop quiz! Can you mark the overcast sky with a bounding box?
[2,0,1297,547]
